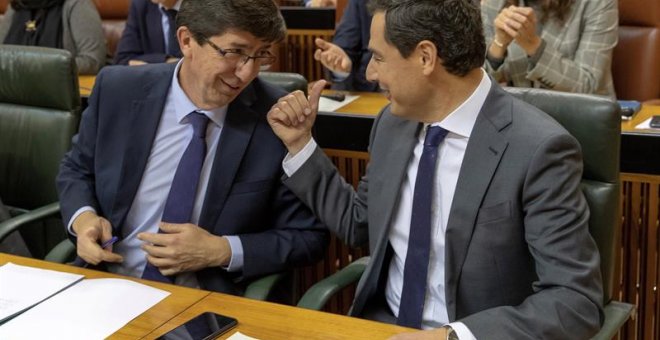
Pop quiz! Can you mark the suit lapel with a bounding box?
[110,65,174,231]
[198,85,259,230]
[444,85,511,320]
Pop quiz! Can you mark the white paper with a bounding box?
[635,117,658,129]
[0,278,170,340]
[0,262,83,322]
[318,94,360,113]
[227,331,261,340]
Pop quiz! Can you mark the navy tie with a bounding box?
[164,9,181,58]
[397,126,448,329]
[142,111,209,283]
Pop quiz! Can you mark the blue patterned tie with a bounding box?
[164,9,181,57]
[397,126,448,329]
[142,111,209,283]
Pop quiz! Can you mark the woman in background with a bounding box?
[482,0,618,98]
[0,0,105,74]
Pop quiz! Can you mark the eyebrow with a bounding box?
[368,47,382,57]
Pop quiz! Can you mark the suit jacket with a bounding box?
[113,0,174,65]
[57,63,327,295]
[285,83,603,339]
[482,0,617,98]
[331,0,377,92]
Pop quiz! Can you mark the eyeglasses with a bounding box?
[201,37,276,69]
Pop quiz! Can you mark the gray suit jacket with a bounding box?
[285,83,604,339]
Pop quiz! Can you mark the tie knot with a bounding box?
[187,111,209,138]
[164,8,177,19]
[424,126,448,147]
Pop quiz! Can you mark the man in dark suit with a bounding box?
[268,0,603,338]
[313,0,376,92]
[113,0,182,65]
[57,0,327,296]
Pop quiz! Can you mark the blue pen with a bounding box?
[71,236,119,268]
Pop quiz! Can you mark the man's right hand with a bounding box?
[267,80,326,155]
[72,211,123,265]
[313,38,352,74]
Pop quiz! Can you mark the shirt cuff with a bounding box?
[224,235,244,272]
[331,70,350,82]
[67,206,97,236]
[448,322,477,340]
[282,138,318,177]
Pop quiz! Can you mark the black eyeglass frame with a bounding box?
[200,36,277,68]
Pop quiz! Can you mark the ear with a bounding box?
[417,40,437,76]
[177,26,194,58]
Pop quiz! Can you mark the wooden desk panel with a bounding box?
[0,253,210,340]
[148,292,412,340]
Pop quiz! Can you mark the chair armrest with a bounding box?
[0,202,60,242]
[44,239,76,263]
[243,272,287,301]
[297,256,370,311]
[591,301,635,340]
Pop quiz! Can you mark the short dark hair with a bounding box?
[367,0,485,76]
[177,0,286,45]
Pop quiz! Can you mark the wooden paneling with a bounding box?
[278,29,334,84]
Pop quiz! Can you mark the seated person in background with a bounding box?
[268,0,603,338]
[482,0,618,98]
[304,0,337,7]
[0,0,105,75]
[57,0,327,296]
[114,0,183,65]
[313,0,378,92]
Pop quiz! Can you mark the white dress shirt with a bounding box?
[69,60,245,288]
[284,70,492,339]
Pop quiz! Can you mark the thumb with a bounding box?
[308,80,326,114]
[315,38,330,50]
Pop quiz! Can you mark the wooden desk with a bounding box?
[148,292,412,340]
[78,75,95,98]
[0,253,210,340]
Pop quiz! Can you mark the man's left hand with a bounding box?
[388,328,448,340]
[138,222,231,276]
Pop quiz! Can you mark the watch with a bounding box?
[443,325,459,340]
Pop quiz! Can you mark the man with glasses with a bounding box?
[57,0,327,297]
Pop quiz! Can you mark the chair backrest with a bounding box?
[0,45,81,255]
[259,71,308,95]
[505,88,621,304]
[612,0,660,101]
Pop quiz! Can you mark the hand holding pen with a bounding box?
[72,236,119,267]
[71,211,123,267]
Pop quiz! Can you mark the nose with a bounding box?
[366,58,377,83]
[234,58,258,81]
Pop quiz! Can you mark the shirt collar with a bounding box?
[170,60,228,127]
[431,68,491,138]
[158,0,182,11]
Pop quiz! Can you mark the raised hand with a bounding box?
[313,38,352,74]
[267,80,326,155]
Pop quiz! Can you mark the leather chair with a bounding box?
[613,0,660,103]
[259,71,308,95]
[92,0,130,62]
[297,88,634,339]
[0,45,81,262]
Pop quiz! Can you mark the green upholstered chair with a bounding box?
[243,71,308,301]
[259,71,308,95]
[296,88,633,339]
[0,45,81,262]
